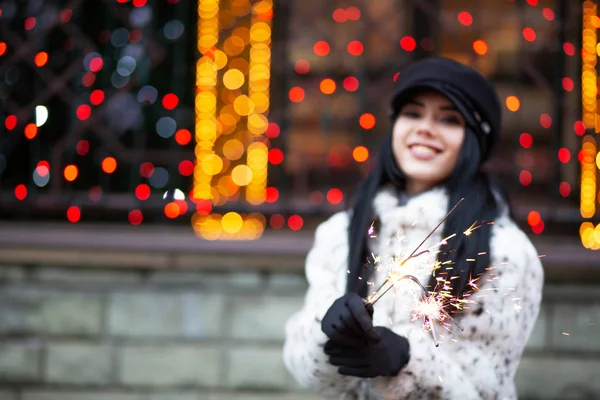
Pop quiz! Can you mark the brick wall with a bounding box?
[1,264,599,400]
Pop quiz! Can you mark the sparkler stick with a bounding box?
[365,198,464,305]
[361,198,466,346]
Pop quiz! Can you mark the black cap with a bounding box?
[390,57,502,162]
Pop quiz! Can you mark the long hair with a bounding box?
[346,127,511,304]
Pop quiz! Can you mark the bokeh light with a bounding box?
[473,40,488,55]
[359,113,376,130]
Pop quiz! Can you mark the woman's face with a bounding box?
[392,90,466,194]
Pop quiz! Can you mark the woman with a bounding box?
[282,57,543,399]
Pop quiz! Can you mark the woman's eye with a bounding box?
[401,111,420,118]
[441,116,462,125]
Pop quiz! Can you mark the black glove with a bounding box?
[321,293,381,347]
[325,326,410,378]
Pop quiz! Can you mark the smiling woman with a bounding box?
[393,91,466,195]
[283,57,544,399]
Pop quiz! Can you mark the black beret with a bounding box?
[390,57,502,162]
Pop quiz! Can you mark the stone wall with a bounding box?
[1,264,599,400]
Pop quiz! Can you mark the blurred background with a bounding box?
[0,0,599,399]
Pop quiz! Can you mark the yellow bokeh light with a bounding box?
[250,93,269,113]
[250,22,271,43]
[223,68,245,90]
[248,113,268,135]
[231,164,253,186]
[232,27,250,44]
[214,50,228,70]
[224,35,246,56]
[253,0,273,13]
[229,58,250,75]
[223,139,245,160]
[222,212,244,233]
[200,154,223,175]
[234,95,255,115]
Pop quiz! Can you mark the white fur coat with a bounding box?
[283,185,544,400]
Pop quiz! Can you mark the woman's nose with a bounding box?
[415,116,435,135]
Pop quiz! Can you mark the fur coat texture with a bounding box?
[283,185,544,400]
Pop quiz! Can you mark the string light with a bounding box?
[580,1,600,250]
[193,0,272,240]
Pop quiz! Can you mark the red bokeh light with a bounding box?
[175,200,188,216]
[195,199,212,215]
[527,210,541,226]
[266,187,279,203]
[294,60,310,74]
[346,6,361,20]
[578,150,584,164]
[135,183,151,200]
[522,28,536,42]
[37,160,50,172]
[82,72,96,87]
[559,182,571,198]
[270,214,285,229]
[313,41,330,56]
[347,41,363,56]
[140,162,154,178]
[359,113,376,130]
[5,115,17,130]
[519,170,532,186]
[457,11,473,26]
[76,105,91,121]
[531,220,544,235]
[15,184,27,200]
[268,149,284,165]
[540,113,552,129]
[343,76,359,92]
[101,157,117,174]
[89,57,104,72]
[133,0,148,6]
[0,42,7,57]
[60,9,73,23]
[24,17,36,31]
[175,129,192,145]
[289,87,305,103]
[288,215,304,231]
[76,140,90,156]
[473,40,488,55]
[327,188,343,204]
[164,202,180,219]
[400,36,417,52]
[67,206,81,223]
[519,133,533,148]
[34,52,48,67]
[178,160,194,176]
[162,93,179,110]
[128,210,143,225]
[332,8,347,23]
[563,42,575,56]
[24,123,38,139]
[574,121,586,136]
[542,8,554,21]
[526,0,538,5]
[393,72,400,82]
[90,90,105,105]
[265,122,280,138]
[562,77,573,92]
[558,148,571,163]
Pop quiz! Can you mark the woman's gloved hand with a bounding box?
[324,326,410,378]
[321,293,381,347]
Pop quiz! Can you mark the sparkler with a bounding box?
[363,198,468,346]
